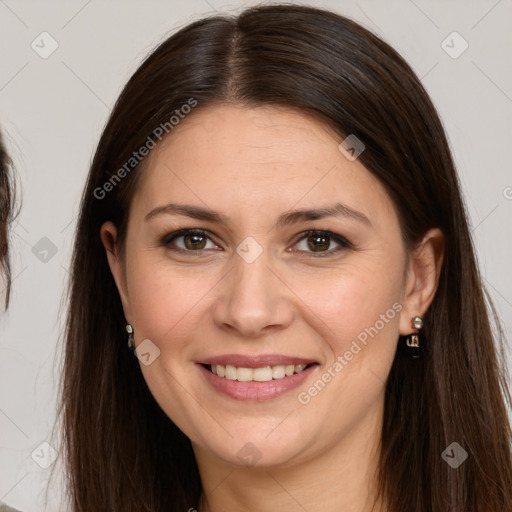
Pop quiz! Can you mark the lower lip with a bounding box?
[197,363,318,401]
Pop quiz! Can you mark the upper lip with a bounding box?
[198,354,318,368]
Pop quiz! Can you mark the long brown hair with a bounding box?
[0,128,16,309]
[60,5,512,511]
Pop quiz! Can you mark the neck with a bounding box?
[193,403,386,512]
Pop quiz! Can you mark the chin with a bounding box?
[193,421,315,469]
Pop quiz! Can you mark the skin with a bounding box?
[101,104,444,512]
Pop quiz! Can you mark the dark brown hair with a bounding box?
[0,128,16,309]
[60,4,512,511]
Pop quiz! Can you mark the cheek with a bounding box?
[291,267,403,432]
[124,258,221,434]
[127,258,217,343]
[296,259,404,355]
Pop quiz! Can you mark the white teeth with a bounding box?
[209,363,310,382]
[253,366,273,382]
[225,365,237,380]
[272,365,285,379]
[237,367,254,382]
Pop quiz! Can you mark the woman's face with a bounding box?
[102,104,435,470]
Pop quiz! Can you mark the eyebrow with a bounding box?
[144,202,372,228]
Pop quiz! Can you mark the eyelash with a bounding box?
[160,228,352,257]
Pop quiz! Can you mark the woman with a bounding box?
[61,4,512,511]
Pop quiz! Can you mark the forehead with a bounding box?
[131,104,397,228]
[152,104,341,173]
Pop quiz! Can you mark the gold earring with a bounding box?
[406,315,423,348]
[126,324,135,350]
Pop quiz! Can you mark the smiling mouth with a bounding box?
[202,363,318,382]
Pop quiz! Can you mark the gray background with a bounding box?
[1,1,511,510]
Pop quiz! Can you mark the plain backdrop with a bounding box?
[1,1,511,510]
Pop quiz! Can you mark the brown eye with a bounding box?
[292,230,351,256]
[183,233,207,250]
[307,234,331,252]
[162,229,218,252]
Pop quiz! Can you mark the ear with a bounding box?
[100,221,132,323]
[399,228,444,335]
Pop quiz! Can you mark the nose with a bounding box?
[212,249,294,338]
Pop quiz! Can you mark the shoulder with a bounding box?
[0,503,22,512]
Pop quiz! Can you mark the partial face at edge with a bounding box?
[101,104,441,470]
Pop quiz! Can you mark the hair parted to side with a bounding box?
[0,128,17,309]
[60,4,512,511]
